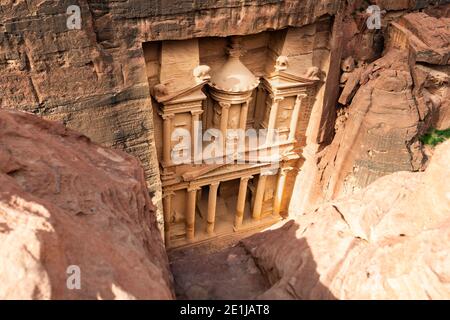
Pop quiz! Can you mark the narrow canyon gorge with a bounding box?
[0,0,449,300]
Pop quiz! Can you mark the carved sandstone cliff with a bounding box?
[291,7,450,212]
[0,110,173,299]
[0,0,343,229]
[2,0,447,229]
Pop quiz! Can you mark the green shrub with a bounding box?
[420,128,450,146]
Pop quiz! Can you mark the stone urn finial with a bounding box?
[193,65,211,84]
[275,56,289,72]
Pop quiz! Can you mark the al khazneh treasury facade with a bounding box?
[144,27,324,248]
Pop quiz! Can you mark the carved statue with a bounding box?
[275,56,289,71]
[193,65,211,84]
[280,109,290,122]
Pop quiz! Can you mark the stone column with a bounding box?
[239,101,249,131]
[162,191,174,246]
[219,102,231,155]
[219,102,231,136]
[191,110,203,163]
[273,167,292,216]
[186,186,200,241]
[288,94,306,141]
[266,96,283,144]
[255,87,265,127]
[206,182,220,235]
[252,174,268,220]
[234,176,252,230]
[161,113,175,165]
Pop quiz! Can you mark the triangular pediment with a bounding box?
[267,70,319,85]
[181,163,270,182]
[181,164,226,182]
[154,81,208,104]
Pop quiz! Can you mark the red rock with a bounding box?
[0,110,173,299]
[243,141,450,299]
[293,8,450,212]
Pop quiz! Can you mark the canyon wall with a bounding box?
[0,109,173,299]
[0,0,341,230]
[291,3,450,213]
[1,0,449,232]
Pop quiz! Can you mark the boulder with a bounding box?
[0,110,174,299]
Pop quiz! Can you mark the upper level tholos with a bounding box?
[143,26,329,248]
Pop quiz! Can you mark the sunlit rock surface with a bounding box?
[243,141,450,299]
[0,110,173,299]
[290,7,450,213]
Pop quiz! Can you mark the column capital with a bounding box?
[187,185,201,192]
[190,110,204,116]
[163,190,176,198]
[260,168,278,176]
[160,112,175,120]
[241,176,253,182]
[280,166,294,176]
[269,95,285,103]
[210,181,220,187]
[219,102,231,109]
[295,93,307,103]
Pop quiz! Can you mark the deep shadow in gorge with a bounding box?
[169,220,337,300]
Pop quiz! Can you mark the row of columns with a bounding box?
[162,166,292,246]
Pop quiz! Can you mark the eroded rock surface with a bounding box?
[0,110,173,299]
[321,49,425,197]
[291,7,450,212]
[243,141,450,299]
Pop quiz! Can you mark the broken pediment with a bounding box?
[266,69,321,89]
[153,82,207,105]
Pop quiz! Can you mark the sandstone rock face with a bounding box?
[1,0,445,230]
[243,140,450,300]
[0,110,173,299]
[0,0,343,228]
[321,49,424,198]
[291,7,450,212]
[324,9,450,199]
